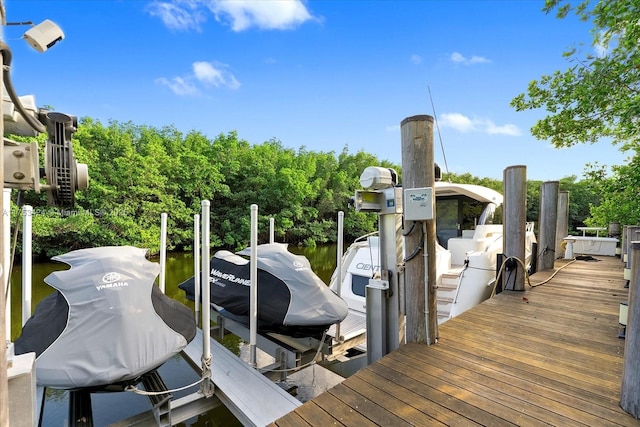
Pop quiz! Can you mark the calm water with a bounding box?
[7,244,338,426]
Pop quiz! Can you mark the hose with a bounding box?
[0,40,46,134]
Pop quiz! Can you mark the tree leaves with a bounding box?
[512,0,640,149]
[16,118,397,258]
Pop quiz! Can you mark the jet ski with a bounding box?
[179,243,348,339]
[14,246,196,391]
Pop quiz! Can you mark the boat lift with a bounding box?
[15,201,302,427]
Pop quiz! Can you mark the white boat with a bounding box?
[329,181,537,336]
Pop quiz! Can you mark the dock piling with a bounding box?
[537,181,559,271]
[555,191,569,259]
[502,165,527,291]
[401,114,437,345]
[621,240,640,418]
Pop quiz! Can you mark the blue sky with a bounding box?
[2,0,628,181]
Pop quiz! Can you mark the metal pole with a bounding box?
[269,217,274,244]
[201,202,211,361]
[193,214,200,325]
[249,204,258,368]
[200,200,213,396]
[21,205,32,326]
[159,212,167,293]
[378,210,403,351]
[3,189,10,339]
[334,210,344,341]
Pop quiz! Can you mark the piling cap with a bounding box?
[401,115,434,126]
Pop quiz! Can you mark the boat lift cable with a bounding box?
[428,85,450,180]
[125,377,206,396]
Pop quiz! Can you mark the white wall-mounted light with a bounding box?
[22,19,64,53]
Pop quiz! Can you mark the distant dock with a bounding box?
[271,256,638,426]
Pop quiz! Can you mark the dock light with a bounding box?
[2,15,87,207]
[22,19,64,53]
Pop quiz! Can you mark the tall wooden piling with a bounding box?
[537,181,559,271]
[502,166,527,291]
[401,115,437,345]
[555,191,569,259]
[621,240,640,418]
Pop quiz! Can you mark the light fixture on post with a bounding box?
[20,19,65,53]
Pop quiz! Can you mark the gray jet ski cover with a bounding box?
[14,246,196,390]
[235,243,349,327]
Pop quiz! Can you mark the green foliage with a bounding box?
[584,156,640,227]
[13,119,396,259]
[11,117,611,259]
[512,0,640,150]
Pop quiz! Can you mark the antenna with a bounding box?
[428,85,450,180]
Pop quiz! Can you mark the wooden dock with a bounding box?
[271,256,640,426]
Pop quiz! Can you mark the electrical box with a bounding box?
[354,187,402,214]
[404,187,434,220]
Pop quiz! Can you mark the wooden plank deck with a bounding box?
[271,256,640,426]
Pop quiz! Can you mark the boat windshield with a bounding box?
[478,203,501,225]
[436,196,502,248]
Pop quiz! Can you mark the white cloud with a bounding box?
[146,1,206,31]
[207,0,315,31]
[485,121,521,136]
[386,124,400,132]
[193,61,241,89]
[155,76,200,96]
[439,113,476,133]
[148,0,317,32]
[439,112,520,136]
[411,54,422,64]
[450,51,491,66]
[157,61,240,96]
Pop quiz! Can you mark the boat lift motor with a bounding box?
[3,109,89,207]
[353,166,404,364]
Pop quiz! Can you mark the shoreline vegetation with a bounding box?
[9,118,601,261]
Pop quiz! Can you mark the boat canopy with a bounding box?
[435,181,503,205]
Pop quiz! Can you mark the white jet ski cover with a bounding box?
[14,246,196,390]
